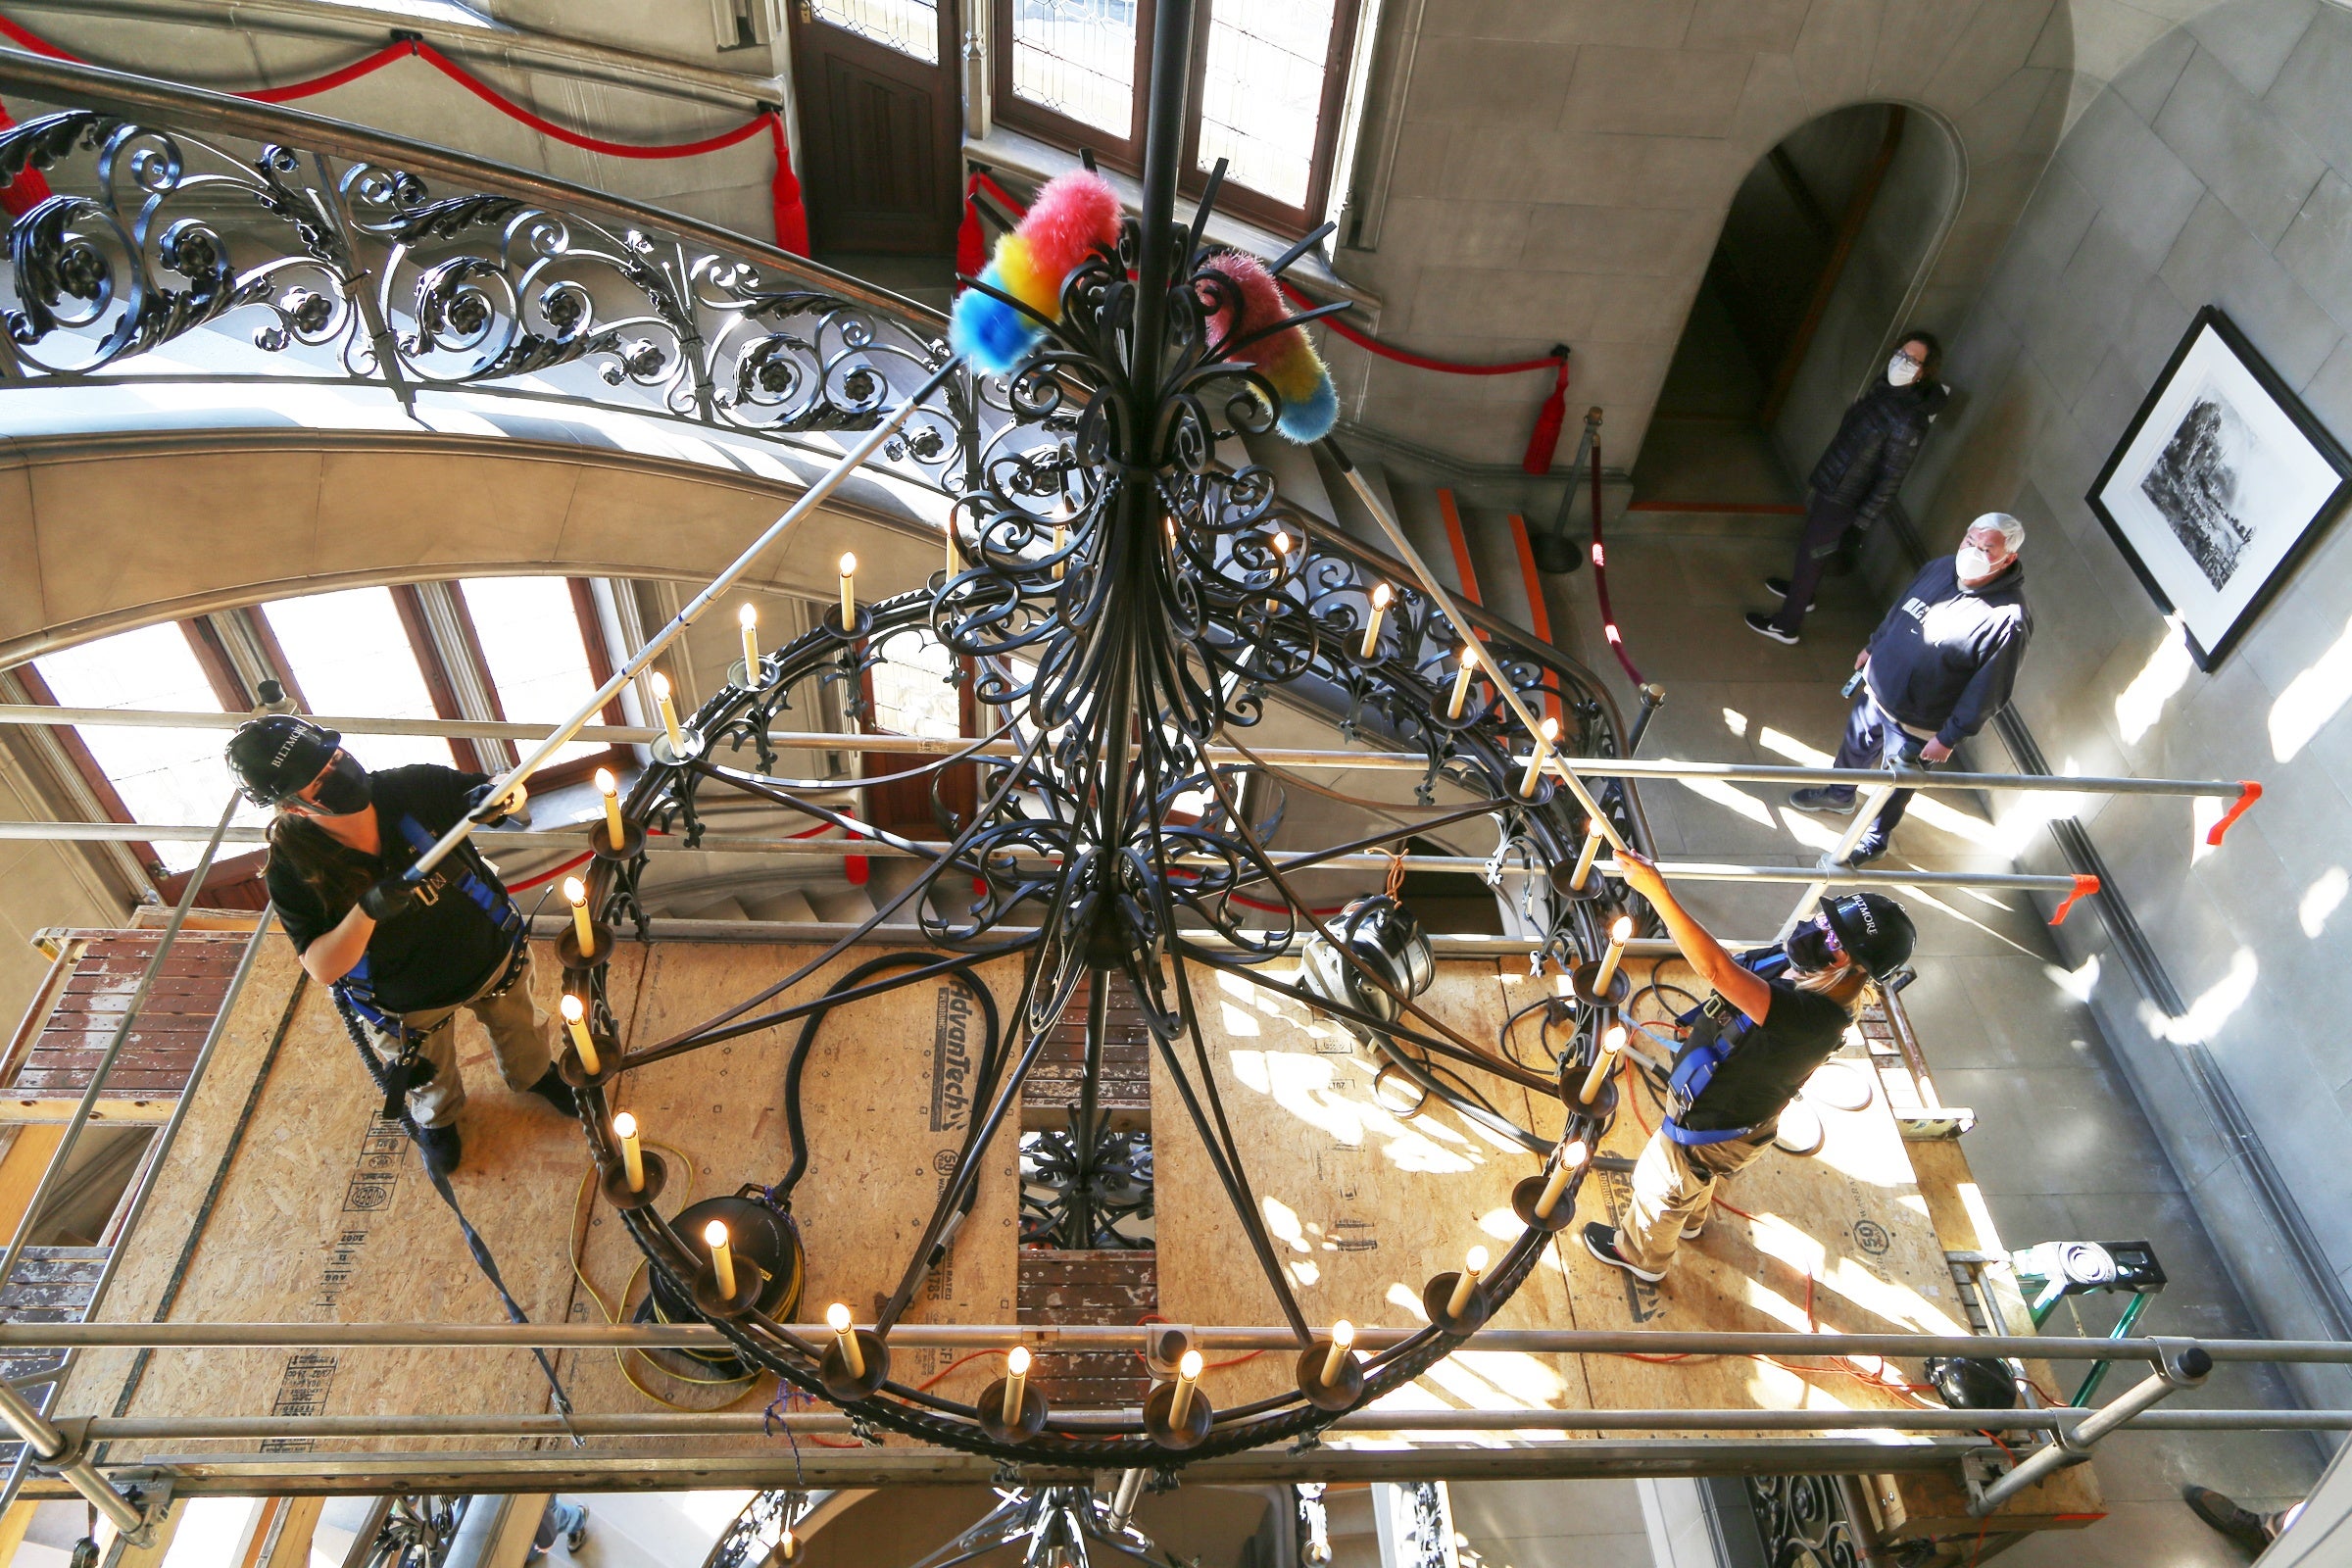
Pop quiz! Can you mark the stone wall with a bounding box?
[1904,0,2352,1388]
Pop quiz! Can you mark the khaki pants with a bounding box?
[359,948,551,1129]
[1617,1119,1777,1275]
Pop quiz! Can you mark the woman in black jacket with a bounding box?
[1748,331,1947,643]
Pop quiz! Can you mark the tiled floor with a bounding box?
[1529,495,2325,1564]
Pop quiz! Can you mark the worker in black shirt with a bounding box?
[1789,512,2032,864]
[227,716,576,1177]
[1585,849,1915,1284]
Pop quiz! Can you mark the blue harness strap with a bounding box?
[1663,950,1788,1148]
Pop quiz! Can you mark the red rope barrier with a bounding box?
[0,23,808,251]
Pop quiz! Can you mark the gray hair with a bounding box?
[1969,512,2025,553]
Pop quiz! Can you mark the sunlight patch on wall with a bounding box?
[2300,867,2347,939]
[2137,947,2257,1046]
[1724,707,1750,739]
[2270,612,2352,761]
[1677,775,1775,827]
[2116,619,2194,744]
[2044,954,2100,1004]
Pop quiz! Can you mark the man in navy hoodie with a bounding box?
[1788,513,2031,864]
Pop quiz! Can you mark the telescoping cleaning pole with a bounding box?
[402,356,961,885]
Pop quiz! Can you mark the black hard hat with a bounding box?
[1822,891,1915,979]
[224,715,340,807]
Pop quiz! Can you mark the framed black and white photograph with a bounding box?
[2086,306,2352,669]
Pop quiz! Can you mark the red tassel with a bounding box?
[767,114,809,256]
[956,173,989,282]
[0,99,53,216]
[1521,353,1571,475]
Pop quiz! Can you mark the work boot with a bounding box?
[1788,786,1857,814]
[1742,612,1797,645]
[1842,834,1888,867]
[1762,575,1816,612]
[526,1067,579,1117]
[1582,1222,1665,1283]
[414,1121,462,1178]
[2183,1486,2271,1553]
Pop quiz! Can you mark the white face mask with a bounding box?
[1956,545,1996,581]
[1886,354,1923,387]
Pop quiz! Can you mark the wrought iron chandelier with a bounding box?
[542,0,1647,1467]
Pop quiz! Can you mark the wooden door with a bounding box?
[787,0,961,254]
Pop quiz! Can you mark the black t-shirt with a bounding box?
[1672,949,1857,1134]
[268,763,515,1013]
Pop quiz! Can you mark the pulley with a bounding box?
[1300,895,1435,1027]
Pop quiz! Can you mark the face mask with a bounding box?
[1886,354,1922,387]
[1783,917,1838,974]
[1956,545,1996,581]
[299,753,372,817]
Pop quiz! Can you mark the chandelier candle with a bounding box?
[1521,717,1559,798]
[1004,1345,1031,1423]
[1170,1348,1203,1426]
[739,603,760,678]
[612,1112,645,1193]
[828,1302,864,1379]
[650,671,684,754]
[594,767,624,852]
[564,877,595,959]
[1053,525,1067,578]
[1537,1139,1589,1219]
[1593,916,1634,996]
[1360,583,1392,660]
[1569,817,1604,891]
[838,554,858,624]
[1447,1247,1489,1318]
[1322,1319,1355,1386]
[1449,644,1479,719]
[705,1220,736,1298]
[1582,1024,1626,1105]
[560,994,599,1075]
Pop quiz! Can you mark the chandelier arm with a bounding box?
[710,725,1008,795]
[623,942,1034,1067]
[1232,797,1515,886]
[1137,990,1314,1346]
[1192,754,1561,1094]
[1219,734,1509,818]
[1174,945,1552,1152]
[642,719,1058,1051]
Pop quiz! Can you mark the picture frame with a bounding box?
[2084,305,2352,670]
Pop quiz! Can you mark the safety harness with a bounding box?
[333,812,524,1120]
[1664,948,1790,1149]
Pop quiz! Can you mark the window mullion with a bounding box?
[389,583,491,774]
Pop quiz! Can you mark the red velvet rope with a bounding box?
[1273,277,1565,376]
[0,22,808,251]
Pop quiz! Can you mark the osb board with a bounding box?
[559,942,1023,1435]
[63,938,631,1456]
[1152,957,1598,1431]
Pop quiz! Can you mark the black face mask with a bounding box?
[300,753,372,817]
[1783,917,1838,974]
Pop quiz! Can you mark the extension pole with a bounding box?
[1106,1469,1148,1532]
[1780,773,1901,941]
[1324,440,1631,856]
[403,356,962,882]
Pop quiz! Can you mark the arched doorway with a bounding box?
[1633,103,1964,513]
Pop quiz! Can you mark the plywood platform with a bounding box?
[39,933,2096,1543]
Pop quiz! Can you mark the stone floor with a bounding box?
[1511,487,2327,1564]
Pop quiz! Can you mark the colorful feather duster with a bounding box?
[950,170,1122,374]
[1201,250,1338,443]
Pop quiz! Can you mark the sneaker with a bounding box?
[526,1067,579,1117]
[1743,612,1797,645]
[1788,787,1858,814]
[1582,1222,1665,1283]
[1763,575,1816,611]
[414,1121,463,1178]
[1841,836,1888,867]
[1681,1219,1706,1240]
[2183,1486,2271,1553]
